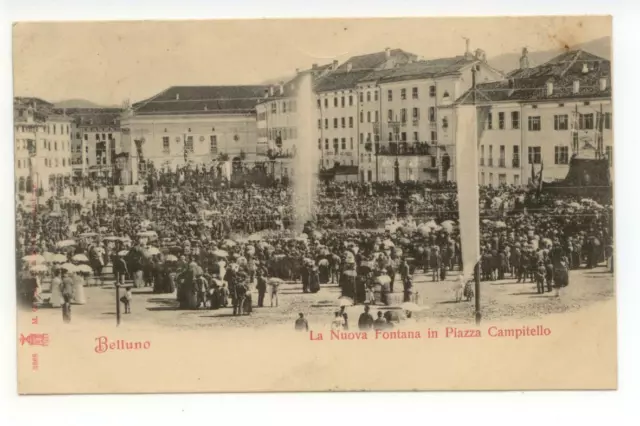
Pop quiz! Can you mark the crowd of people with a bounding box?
[16,170,614,322]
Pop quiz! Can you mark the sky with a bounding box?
[12,16,611,106]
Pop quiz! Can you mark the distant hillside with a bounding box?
[54,99,118,109]
[488,36,611,74]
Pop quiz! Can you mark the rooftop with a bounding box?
[360,55,481,83]
[132,85,270,115]
[456,50,611,105]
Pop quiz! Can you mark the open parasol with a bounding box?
[79,232,98,238]
[400,301,421,312]
[165,254,178,262]
[72,254,89,263]
[147,247,161,256]
[22,254,46,265]
[117,250,129,257]
[56,239,76,248]
[60,263,77,272]
[52,254,67,263]
[338,296,354,307]
[30,264,49,273]
[213,249,229,258]
[75,264,93,274]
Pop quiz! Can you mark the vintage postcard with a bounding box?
[13,17,615,393]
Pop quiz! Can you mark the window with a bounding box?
[499,174,506,185]
[318,119,322,129]
[413,132,419,141]
[488,145,493,166]
[54,141,58,151]
[388,132,393,142]
[375,111,379,122]
[341,138,346,150]
[209,136,217,154]
[75,132,80,139]
[163,137,170,154]
[528,146,542,164]
[499,145,506,167]
[442,117,449,129]
[324,119,328,129]
[349,96,353,106]
[387,90,393,101]
[283,101,287,113]
[412,87,418,99]
[514,175,520,185]
[367,111,371,123]
[360,133,364,144]
[108,133,113,140]
[498,112,505,129]
[604,112,611,129]
[341,117,346,128]
[185,136,194,153]
[271,102,276,113]
[102,133,106,140]
[350,138,354,150]
[554,146,569,165]
[96,134,100,141]
[318,139,322,150]
[388,109,394,122]
[53,124,56,135]
[401,132,407,142]
[55,158,59,167]
[511,111,520,129]
[334,98,338,107]
[572,132,579,152]
[341,96,345,107]
[317,99,321,109]
[428,107,435,122]
[554,114,569,130]
[333,138,339,152]
[401,89,406,100]
[400,109,407,123]
[360,111,364,123]
[486,112,493,130]
[84,134,88,141]
[480,172,485,185]
[605,146,613,166]
[325,139,329,150]
[489,173,494,186]
[366,92,371,102]
[429,86,436,97]
[349,117,354,128]
[374,91,378,101]
[63,158,66,167]
[334,118,338,129]
[324,99,328,108]
[513,146,520,168]
[430,131,437,143]
[528,116,541,131]
[579,113,594,130]
[359,92,364,103]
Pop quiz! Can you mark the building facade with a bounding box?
[120,85,268,184]
[14,98,73,195]
[455,49,612,186]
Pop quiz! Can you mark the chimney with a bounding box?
[176,93,180,100]
[332,60,339,70]
[582,63,589,74]
[264,89,269,98]
[279,81,284,96]
[599,77,608,91]
[465,38,471,56]
[269,86,275,97]
[519,47,529,69]
[474,49,486,62]
[312,63,318,70]
[546,81,553,96]
[385,47,391,59]
[572,80,580,94]
[347,63,353,72]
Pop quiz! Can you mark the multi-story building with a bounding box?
[55,108,122,180]
[14,98,73,195]
[255,63,333,178]
[119,85,268,184]
[454,49,612,186]
[357,47,504,183]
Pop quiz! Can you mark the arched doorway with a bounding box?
[232,156,243,173]
[441,152,451,180]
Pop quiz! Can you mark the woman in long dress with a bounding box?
[50,269,63,308]
[72,272,87,304]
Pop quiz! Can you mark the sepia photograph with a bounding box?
[12,16,616,393]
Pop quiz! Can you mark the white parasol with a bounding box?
[147,247,161,256]
[22,254,46,265]
[72,254,89,262]
[30,264,49,273]
[165,254,178,262]
[213,249,229,258]
[75,264,93,274]
[56,239,76,248]
[60,263,77,272]
[79,232,98,238]
[117,250,129,257]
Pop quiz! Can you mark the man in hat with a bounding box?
[358,305,374,330]
[256,268,267,308]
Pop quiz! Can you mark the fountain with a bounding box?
[293,72,320,231]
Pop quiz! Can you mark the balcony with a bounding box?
[376,142,435,156]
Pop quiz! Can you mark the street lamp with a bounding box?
[389,117,401,184]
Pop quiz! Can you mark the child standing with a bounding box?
[120,286,132,314]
